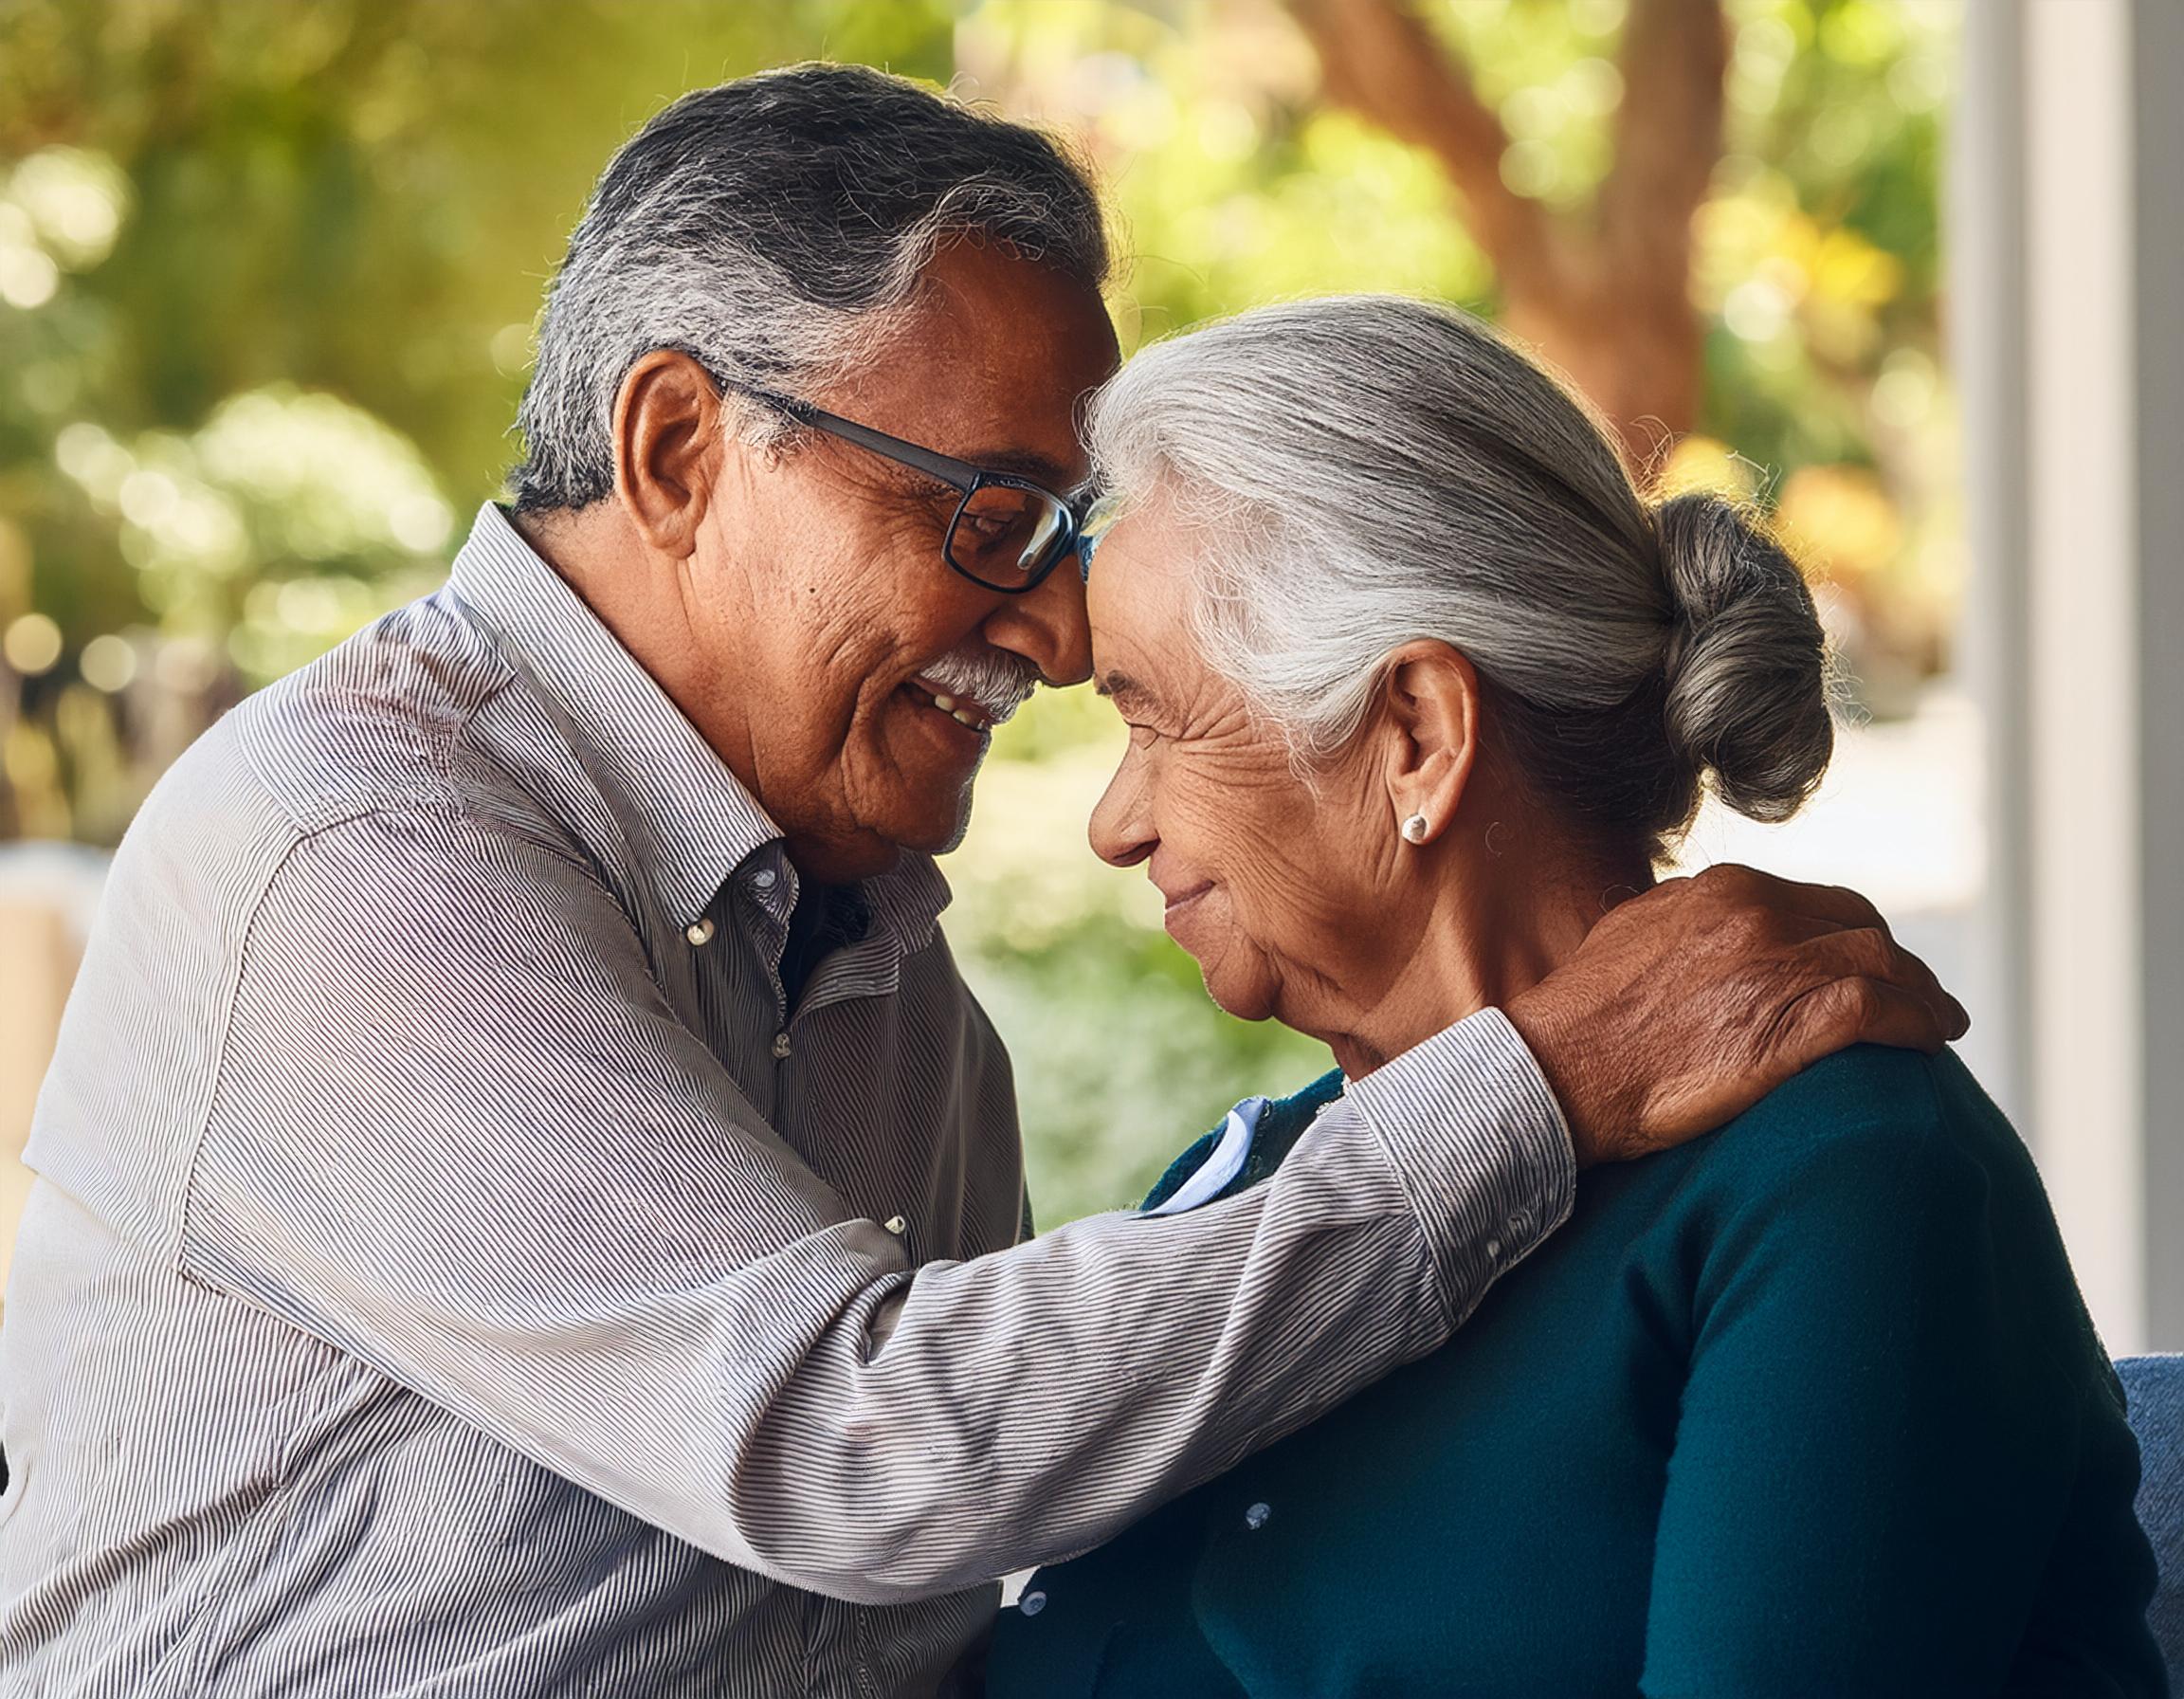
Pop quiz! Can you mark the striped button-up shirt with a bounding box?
[0,504,1574,1697]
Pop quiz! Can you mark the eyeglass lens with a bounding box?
[948,484,1071,587]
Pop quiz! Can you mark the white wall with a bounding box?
[1953,0,2184,1354]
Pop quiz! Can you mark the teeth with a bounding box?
[907,680,990,731]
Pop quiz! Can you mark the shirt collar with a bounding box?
[446,503,951,951]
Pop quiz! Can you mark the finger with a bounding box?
[1866,940,1968,1039]
[1795,927,1964,1038]
[1683,867,1890,950]
[1774,976,1950,1074]
[1777,878,1890,938]
[1916,967,1972,1040]
[1767,886,1967,1034]
[1842,978,1954,1052]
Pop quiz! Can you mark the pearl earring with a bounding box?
[1401,813,1429,844]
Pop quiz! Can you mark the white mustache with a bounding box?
[917,643,1040,725]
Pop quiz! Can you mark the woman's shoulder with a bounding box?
[1677,1044,2035,1223]
[1668,1043,2027,1205]
[1715,1042,1987,1148]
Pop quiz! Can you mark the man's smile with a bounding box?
[903,673,1004,732]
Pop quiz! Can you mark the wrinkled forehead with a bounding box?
[1084,500,1212,696]
[822,242,1119,483]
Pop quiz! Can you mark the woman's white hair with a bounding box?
[1084,294,1834,856]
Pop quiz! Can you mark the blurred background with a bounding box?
[1,0,2177,1347]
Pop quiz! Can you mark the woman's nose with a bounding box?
[1088,756,1154,869]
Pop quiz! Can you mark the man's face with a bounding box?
[687,244,1118,882]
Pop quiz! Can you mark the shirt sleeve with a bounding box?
[180,807,1573,1605]
[1639,1098,2095,1697]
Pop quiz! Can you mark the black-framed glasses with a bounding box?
[726,381,1092,594]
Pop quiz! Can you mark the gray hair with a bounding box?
[510,64,1110,513]
[1085,295,1834,859]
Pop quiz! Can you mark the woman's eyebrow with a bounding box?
[1095,670,1158,711]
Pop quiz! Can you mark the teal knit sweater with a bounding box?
[989,1047,2165,1697]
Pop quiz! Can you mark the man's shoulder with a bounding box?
[117,588,590,938]
[223,587,520,833]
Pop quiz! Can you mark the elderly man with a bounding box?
[0,65,1962,1698]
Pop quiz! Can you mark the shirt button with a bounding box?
[771,1032,792,1060]
[1018,1590,1046,1617]
[883,1215,907,1235]
[685,917,716,946]
[1485,1237,1502,1260]
[751,867,777,890]
[1244,1502,1272,1531]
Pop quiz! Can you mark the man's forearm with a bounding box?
[189,813,1571,1608]
[727,1010,1573,1602]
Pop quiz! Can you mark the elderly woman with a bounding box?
[986,298,2163,1697]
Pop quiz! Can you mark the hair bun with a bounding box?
[1654,490,1833,823]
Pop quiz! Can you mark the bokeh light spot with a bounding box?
[80,634,138,694]
[4,613,64,676]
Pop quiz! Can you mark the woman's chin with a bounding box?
[1194,960,1279,1026]
[1169,907,1281,1021]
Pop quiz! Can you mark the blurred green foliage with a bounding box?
[0,0,1956,1221]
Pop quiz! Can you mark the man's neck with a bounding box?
[511,505,710,708]
[514,502,770,800]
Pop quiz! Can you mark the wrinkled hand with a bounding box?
[1504,865,1969,1168]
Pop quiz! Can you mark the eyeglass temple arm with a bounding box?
[726,381,981,494]
[726,378,1091,569]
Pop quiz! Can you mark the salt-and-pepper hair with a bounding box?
[510,64,1109,513]
[1085,295,1834,858]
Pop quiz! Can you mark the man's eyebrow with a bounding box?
[962,446,1078,486]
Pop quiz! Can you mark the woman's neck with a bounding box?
[1321,836,1650,1080]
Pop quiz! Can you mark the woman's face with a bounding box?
[1084,503,1403,1035]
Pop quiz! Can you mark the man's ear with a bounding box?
[1377,640,1483,848]
[611,351,722,557]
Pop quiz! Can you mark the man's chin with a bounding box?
[786,831,904,886]
[901,795,977,859]
[862,778,979,864]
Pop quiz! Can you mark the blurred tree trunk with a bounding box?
[1283,0,1729,466]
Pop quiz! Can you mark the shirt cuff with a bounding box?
[1341,1007,1576,1330]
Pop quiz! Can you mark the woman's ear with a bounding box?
[611,350,722,557]
[1377,640,1483,848]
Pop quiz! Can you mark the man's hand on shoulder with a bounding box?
[1505,865,1969,1168]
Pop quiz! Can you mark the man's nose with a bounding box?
[984,557,1091,686]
